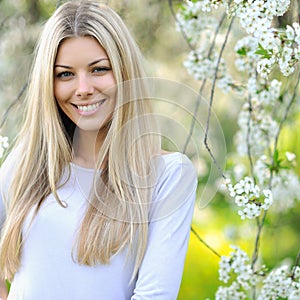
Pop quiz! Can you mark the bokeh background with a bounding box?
[0,0,299,299]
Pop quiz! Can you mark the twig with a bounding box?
[0,83,28,130]
[246,93,255,179]
[273,71,300,158]
[251,211,267,269]
[169,1,231,257]
[204,16,235,179]
[291,248,300,279]
[191,225,221,258]
[182,12,228,153]
[168,1,228,153]
[251,71,300,271]
[168,0,195,51]
[0,16,10,32]
[182,81,206,153]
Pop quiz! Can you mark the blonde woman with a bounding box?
[0,1,197,299]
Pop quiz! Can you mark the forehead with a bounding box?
[55,36,108,64]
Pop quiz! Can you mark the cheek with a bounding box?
[54,81,63,101]
[54,81,71,103]
[106,83,117,104]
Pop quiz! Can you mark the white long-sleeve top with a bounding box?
[0,152,197,300]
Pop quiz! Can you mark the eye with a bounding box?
[92,66,111,74]
[56,71,74,79]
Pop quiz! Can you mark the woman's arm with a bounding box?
[131,154,197,299]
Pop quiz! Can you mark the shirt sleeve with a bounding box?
[131,153,197,300]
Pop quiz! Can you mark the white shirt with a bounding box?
[0,152,197,300]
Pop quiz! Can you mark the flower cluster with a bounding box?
[177,1,300,299]
[226,176,273,219]
[0,135,9,159]
[215,282,246,300]
[176,2,217,47]
[259,265,300,299]
[216,245,256,299]
[228,0,295,77]
[234,36,259,74]
[179,0,299,81]
[217,246,300,299]
[235,100,278,157]
[177,1,236,93]
[254,154,300,212]
[219,245,255,285]
[184,49,225,81]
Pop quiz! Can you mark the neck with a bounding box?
[72,129,107,169]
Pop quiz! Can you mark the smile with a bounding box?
[73,99,106,113]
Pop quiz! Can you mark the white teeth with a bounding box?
[77,100,104,112]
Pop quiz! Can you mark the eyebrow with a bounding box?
[54,58,110,69]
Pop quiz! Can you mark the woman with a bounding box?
[0,1,197,299]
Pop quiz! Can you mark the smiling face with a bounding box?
[54,36,116,134]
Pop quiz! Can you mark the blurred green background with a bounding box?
[0,0,299,299]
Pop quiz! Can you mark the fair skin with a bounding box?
[54,36,117,168]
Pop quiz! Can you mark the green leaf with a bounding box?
[237,47,247,56]
[273,149,279,163]
[255,43,272,59]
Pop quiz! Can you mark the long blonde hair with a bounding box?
[0,0,160,280]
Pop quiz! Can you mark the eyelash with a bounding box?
[92,66,111,73]
[56,71,73,78]
[55,66,111,79]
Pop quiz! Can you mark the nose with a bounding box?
[75,74,94,97]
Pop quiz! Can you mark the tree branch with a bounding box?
[191,225,221,258]
[291,248,300,279]
[246,93,255,180]
[0,83,27,130]
[204,16,235,179]
[251,71,300,272]
[168,0,195,51]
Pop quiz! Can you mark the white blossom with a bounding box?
[286,25,295,41]
[272,170,300,211]
[235,101,278,157]
[183,48,228,84]
[215,282,247,300]
[217,246,257,298]
[235,36,259,73]
[178,0,300,300]
[266,0,291,17]
[256,57,276,78]
[254,155,300,211]
[0,136,9,159]
[225,177,273,219]
[286,151,296,162]
[294,47,300,60]
[292,22,300,45]
[259,265,300,299]
[178,0,300,298]
[176,4,217,47]
[278,45,295,76]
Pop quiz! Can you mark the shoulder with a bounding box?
[150,152,197,221]
[153,152,197,188]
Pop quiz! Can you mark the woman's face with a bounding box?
[54,36,116,133]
